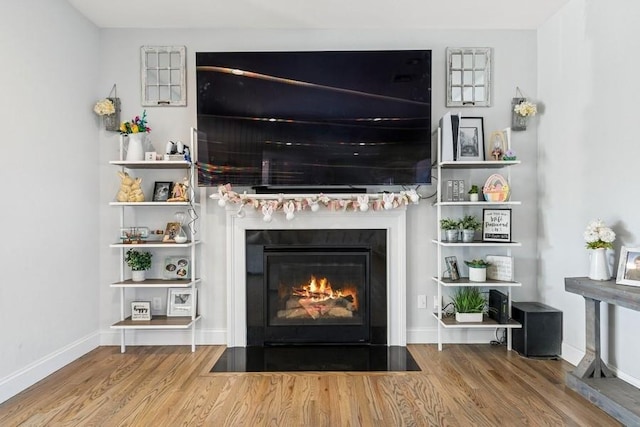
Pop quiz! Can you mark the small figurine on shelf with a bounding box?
[116,171,145,202]
[503,149,517,161]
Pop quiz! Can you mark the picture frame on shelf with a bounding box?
[162,222,181,243]
[131,301,152,321]
[164,256,190,280]
[457,117,485,162]
[445,256,460,281]
[616,246,640,287]
[152,181,173,202]
[167,288,197,317]
[486,255,514,281]
[482,209,512,242]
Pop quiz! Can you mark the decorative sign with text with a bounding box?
[482,209,512,242]
[486,255,514,281]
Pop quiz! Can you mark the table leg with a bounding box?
[573,297,613,379]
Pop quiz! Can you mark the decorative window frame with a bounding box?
[446,47,493,107]
[140,45,186,106]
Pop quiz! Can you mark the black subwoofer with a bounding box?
[512,301,562,358]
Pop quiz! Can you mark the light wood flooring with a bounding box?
[0,344,620,426]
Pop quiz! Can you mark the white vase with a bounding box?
[126,133,145,161]
[131,270,146,282]
[589,248,611,281]
[469,193,479,202]
[468,267,487,282]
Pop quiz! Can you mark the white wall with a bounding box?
[96,28,539,347]
[538,0,640,386]
[0,0,100,403]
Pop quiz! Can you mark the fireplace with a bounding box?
[246,229,387,346]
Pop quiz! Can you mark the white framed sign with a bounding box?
[482,209,512,242]
[131,301,152,321]
[486,255,514,281]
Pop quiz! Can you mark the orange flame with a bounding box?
[291,275,358,310]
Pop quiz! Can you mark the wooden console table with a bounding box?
[565,276,640,425]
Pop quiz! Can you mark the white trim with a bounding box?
[225,205,408,347]
[0,332,99,404]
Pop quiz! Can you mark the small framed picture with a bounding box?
[131,301,152,321]
[457,117,485,162]
[616,246,640,287]
[162,222,181,243]
[167,288,197,317]
[482,209,512,242]
[164,256,190,280]
[153,181,173,202]
[444,256,460,281]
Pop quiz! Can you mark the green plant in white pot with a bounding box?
[468,185,480,202]
[440,218,459,242]
[459,215,482,243]
[452,287,486,322]
[125,249,152,282]
[464,259,491,282]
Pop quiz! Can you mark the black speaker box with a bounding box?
[488,289,509,324]
[512,302,562,358]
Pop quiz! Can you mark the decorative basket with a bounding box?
[482,173,510,202]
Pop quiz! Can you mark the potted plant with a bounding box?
[452,287,486,322]
[440,218,459,242]
[125,249,152,282]
[464,259,491,282]
[459,214,482,243]
[468,185,480,202]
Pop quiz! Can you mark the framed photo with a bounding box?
[131,301,152,321]
[482,209,512,242]
[444,256,460,281]
[616,247,640,287]
[164,256,190,280]
[486,255,514,281]
[152,181,173,202]
[457,117,485,162]
[167,288,197,317]
[162,222,181,243]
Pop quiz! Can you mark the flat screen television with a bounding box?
[196,50,432,189]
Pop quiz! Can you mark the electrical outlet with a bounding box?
[152,297,162,311]
[433,295,439,310]
[417,294,427,309]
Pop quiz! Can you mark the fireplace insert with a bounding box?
[246,229,387,346]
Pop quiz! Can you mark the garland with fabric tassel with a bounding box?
[214,184,420,222]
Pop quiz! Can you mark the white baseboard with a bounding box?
[0,332,99,404]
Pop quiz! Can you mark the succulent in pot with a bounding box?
[464,259,491,282]
[459,215,482,242]
[452,287,486,322]
[468,185,480,202]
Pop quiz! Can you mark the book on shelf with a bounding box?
[452,180,459,201]
[445,180,453,201]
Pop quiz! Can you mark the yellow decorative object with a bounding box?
[116,171,145,202]
[167,177,189,202]
[482,173,510,202]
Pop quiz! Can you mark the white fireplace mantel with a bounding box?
[224,203,407,347]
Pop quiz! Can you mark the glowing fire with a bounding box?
[291,275,359,310]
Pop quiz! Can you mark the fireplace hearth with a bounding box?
[246,229,387,346]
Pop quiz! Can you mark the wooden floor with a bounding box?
[0,345,620,426]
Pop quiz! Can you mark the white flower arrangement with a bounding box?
[513,101,537,117]
[584,219,615,250]
[93,98,116,116]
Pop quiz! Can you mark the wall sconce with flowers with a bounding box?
[93,84,121,132]
[511,87,537,131]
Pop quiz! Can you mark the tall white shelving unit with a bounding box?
[109,129,201,353]
[432,128,523,351]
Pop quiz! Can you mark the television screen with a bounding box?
[196,50,431,188]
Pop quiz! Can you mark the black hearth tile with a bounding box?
[210,345,420,373]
